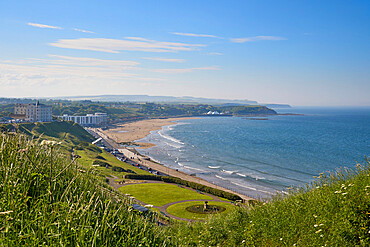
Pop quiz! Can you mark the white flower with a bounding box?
[41,140,61,146]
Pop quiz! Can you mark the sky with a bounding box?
[0,0,369,106]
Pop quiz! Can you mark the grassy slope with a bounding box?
[169,163,370,246]
[119,183,213,206]
[75,148,149,177]
[3,121,151,178]
[0,134,168,246]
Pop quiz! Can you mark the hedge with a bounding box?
[92,160,111,167]
[124,174,242,201]
[112,166,136,174]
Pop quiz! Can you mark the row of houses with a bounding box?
[13,102,107,126]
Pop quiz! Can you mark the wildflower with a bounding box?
[320,234,324,238]
[0,211,13,215]
[314,224,318,227]
[334,191,341,194]
[315,229,322,234]
[319,223,324,226]
[280,238,283,241]
[313,214,318,218]
[242,240,246,243]
[342,192,347,195]
[316,186,320,189]
[41,140,62,146]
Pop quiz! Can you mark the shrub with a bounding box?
[95,155,106,160]
[92,159,111,167]
[112,166,125,172]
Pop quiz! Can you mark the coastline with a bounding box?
[90,117,255,202]
[100,117,199,149]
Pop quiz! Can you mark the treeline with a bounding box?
[0,98,277,123]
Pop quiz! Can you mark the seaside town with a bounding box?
[1,1,369,246]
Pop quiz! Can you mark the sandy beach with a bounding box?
[100,117,198,148]
[89,118,254,202]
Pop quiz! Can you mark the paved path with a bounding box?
[107,178,235,222]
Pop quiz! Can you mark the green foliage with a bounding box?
[112,166,135,173]
[124,174,242,201]
[218,105,277,115]
[92,159,111,167]
[0,133,168,246]
[169,162,370,246]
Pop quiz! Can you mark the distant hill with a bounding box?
[261,103,292,108]
[52,95,260,105]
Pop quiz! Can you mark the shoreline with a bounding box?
[100,117,199,149]
[90,118,255,202]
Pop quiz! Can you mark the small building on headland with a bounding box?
[57,113,107,126]
[14,102,52,122]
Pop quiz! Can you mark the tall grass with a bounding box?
[0,133,168,246]
[169,161,370,246]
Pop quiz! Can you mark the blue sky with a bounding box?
[0,0,369,106]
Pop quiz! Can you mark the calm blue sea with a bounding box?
[138,107,370,199]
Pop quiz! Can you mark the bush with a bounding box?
[95,155,106,160]
[124,174,242,201]
[112,166,125,172]
[92,160,111,167]
[124,174,162,181]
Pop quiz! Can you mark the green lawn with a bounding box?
[75,149,149,177]
[118,183,213,206]
[166,201,236,220]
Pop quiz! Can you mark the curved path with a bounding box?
[155,199,234,222]
[107,178,236,221]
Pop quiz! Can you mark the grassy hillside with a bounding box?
[169,162,370,246]
[1,121,94,143]
[0,133,168,246]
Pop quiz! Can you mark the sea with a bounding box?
[137,107,370,199]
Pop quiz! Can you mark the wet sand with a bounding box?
[100,117,198,148]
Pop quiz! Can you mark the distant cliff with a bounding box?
[218,105,277,115]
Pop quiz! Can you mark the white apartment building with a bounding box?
[14,102,52,122]
[58,113,107,126]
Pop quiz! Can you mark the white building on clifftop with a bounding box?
[58,113,107,126]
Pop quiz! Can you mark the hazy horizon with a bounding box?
[1,1,369,106]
